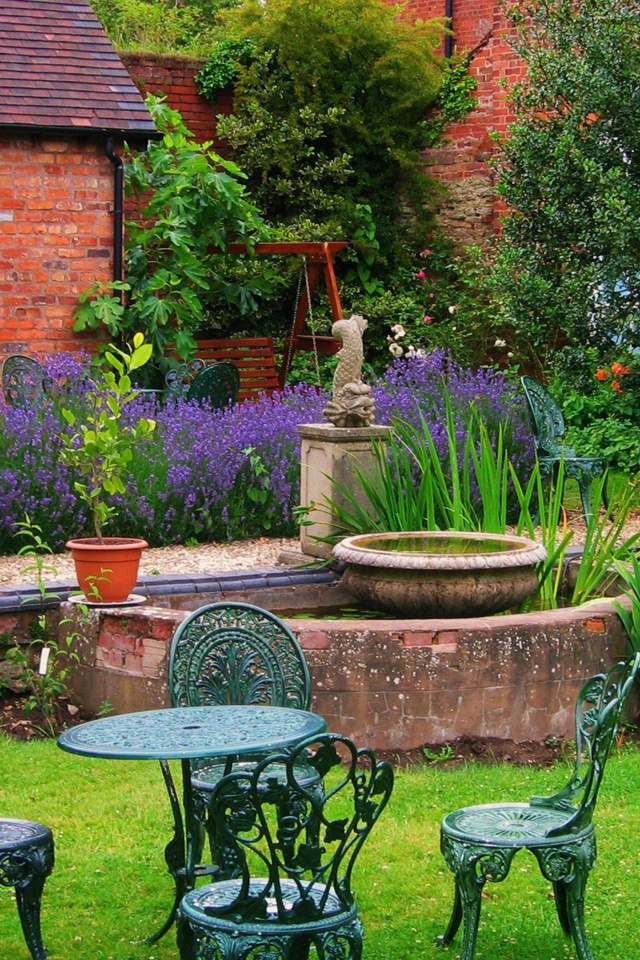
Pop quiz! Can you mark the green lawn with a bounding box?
[1,737,639,959]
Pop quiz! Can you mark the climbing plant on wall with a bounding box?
[195,0,447,285]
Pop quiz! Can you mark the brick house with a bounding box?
[0,0,157,357]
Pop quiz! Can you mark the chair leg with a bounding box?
[436,880,463,946]
[560,871,594,960]
[577,475,594,525]
[534,835,596,960]
[438,838,515,960]
[552,880,571,935]
[15,874,48,960]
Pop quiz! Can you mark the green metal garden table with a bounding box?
[58,704,327,943]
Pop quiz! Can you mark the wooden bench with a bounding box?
[186,337,281,402]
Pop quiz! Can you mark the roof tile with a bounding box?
[0,1,158,138]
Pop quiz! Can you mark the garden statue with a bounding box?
[323,314,376,427]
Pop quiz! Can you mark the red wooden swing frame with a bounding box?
[224,240,348,386]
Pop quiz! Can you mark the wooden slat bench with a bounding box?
[192,337,281,401]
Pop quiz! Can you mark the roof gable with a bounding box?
[0,0,157,138]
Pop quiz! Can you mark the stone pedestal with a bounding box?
[297,423,393,559]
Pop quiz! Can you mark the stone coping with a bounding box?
[0,565,339,614]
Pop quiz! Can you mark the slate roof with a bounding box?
[0,0,157,139]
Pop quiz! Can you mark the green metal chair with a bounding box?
[1,355,51,407]
[438,654,640,960]
[165,359,239,409]
[167,602,319,872]
[520,375,607,522]
[0,818,55,960]
[177,733,394,960]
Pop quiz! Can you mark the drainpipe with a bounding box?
[105,137,124,283]
[445,0,454,58]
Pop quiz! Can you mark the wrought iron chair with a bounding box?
[177,733,394,960]
[521,375,607,522]
[166,602,320,872]
[0,818,55,960]
[1,355,51,407]
[438,654,640,960]
[165,359,239,409]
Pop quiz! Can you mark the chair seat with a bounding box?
[0,819,52,853]
[539,453,606,470]
[0,818,54,960]
[442,802,589,848]
[181,877,356,934]
[191,757,321,794]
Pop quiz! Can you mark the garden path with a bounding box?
[1,508,639,588]
[0,536,299,586]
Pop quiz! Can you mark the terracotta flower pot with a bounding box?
[65,537,148,604]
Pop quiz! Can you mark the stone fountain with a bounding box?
[333,531,547,618]
[298,315,547,615]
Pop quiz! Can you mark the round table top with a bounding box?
[57,705,327,761]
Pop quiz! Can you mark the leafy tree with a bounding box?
[493,0,640,368]
[74,97,268,368]
[90,0,222,54]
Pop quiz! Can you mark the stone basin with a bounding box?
[333,531,548,618]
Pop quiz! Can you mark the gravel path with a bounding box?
[1,509,638,588]
[0,537,300,587]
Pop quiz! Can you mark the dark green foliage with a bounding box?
[493,0,640,366]
[73,96,268,365]
[194,38,256,99]
[200,0,446,283]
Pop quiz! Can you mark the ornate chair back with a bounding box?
[531,653,640,836]
[165,359,239,409]
[168,601,311,711]
[206,733,394,920]
[186,361,239,408]
[2,355,51,407]
[520,375,567,457]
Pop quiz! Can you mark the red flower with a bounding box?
[595,369,607,381]
[612,380,623,393]
[415,270,426,279]
[611,362,631,377]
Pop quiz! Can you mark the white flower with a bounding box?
[448,305,457,315]
[390,323,406,339]
[494,338,507,348]
[389,342,404,357]
[507,351,514,358]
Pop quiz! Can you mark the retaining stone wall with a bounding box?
[61,598,630,751]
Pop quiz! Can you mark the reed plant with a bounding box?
[613,554,640,654]
[324,408,640,611]
[325,399,515,537]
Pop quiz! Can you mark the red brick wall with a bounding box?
[0,133,114,356]
[120,53,233,148]
[405,0,526,242]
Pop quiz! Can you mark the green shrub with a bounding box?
[492,0,640,365]
[199,0,447,285]
[73,96,268,366]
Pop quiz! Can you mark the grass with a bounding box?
[1,737,640,959]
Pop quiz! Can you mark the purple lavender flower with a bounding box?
[0,348,533,552]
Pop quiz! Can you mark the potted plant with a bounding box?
[61,334,156,603]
